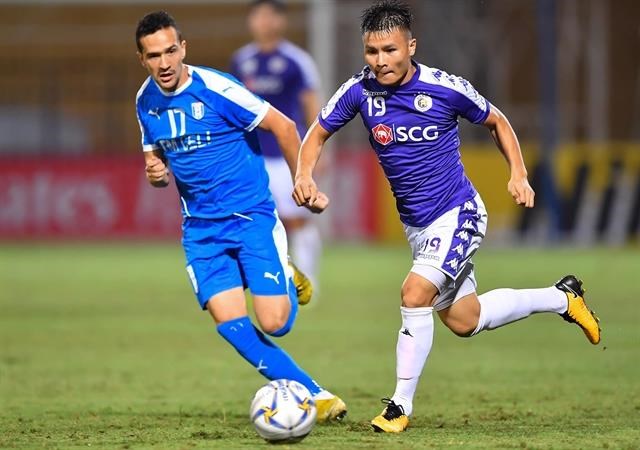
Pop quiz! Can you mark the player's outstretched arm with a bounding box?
[144,149,170,188]
[293,120,332,213]
[483,105,535,208]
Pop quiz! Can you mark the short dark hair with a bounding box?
[249,0,287,13]
[135,10,182,52]
[360,0,413,35]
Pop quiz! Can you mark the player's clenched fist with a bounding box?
[293,174,317,206]
[304,191,329,213]
[507,174,535,208]
[293,175,329,213]
[145,156,170,187]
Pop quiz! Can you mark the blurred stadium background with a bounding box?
[1,0,639,245]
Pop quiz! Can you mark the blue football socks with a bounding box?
[217,316,322,395]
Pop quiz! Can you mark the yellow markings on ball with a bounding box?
[298,398,312,412]
[261,407,278,424]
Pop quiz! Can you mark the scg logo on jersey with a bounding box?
[371,124,439,145]
[396,125,439,142]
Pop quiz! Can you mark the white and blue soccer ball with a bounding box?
[250,379,317,443]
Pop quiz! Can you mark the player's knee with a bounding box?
[401,283,431,308]
[258,316,287,335]
[257,311,290,337]
[266,321,292,337]
[263,317,292,337]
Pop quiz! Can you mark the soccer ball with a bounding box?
[250,379,317,443]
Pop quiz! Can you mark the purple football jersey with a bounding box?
[319,61,491,227]
[231,40,320,158]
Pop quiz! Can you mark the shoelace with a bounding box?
[380,398,405,420]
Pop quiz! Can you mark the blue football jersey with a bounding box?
[319,61,491,228]
[136,65,273,219]
[230,40,320,158]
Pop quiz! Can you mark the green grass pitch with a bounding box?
[1,243,639,449]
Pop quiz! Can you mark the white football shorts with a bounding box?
[404,193,488,311]
[264,157,311,220]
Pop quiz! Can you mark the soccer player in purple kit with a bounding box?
[231,0,323,288]
[293,0,601,433]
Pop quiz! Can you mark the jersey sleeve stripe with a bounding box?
[142,143,159,152]
[193,66,267,126]
[246,101,270,132]
[320,69,366,120]
[476,101,492,124]
[138,113,159,152]
[136,77,159,152]
[417,64,488,112]
[135,77,151,102]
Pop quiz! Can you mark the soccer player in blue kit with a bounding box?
[293,1,600,433]
[231,0,323,287]
[134,11,346,422]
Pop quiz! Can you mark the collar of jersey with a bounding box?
[153,64,194,97]
[370,59,420,92]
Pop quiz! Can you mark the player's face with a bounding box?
[248,4,286,43]
[138,27,188,92]
[363,28,416,86]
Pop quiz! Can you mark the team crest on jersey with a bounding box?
[414,94,432,112]
[191,102,205,120]
[239,58,258,76]
[372,123,393,146]
[267,56,287,74]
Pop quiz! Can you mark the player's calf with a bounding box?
[442,318,477,337]
[437,293,482,337]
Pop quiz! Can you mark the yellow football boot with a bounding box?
[371,398,409,433]
[556,275,601,345]
[315,395,347,423]
[289,260,313,305]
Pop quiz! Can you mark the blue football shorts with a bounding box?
[181,205,294,309]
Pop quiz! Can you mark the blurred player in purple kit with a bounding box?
[231,0,323,287]
[293,0,601,433]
